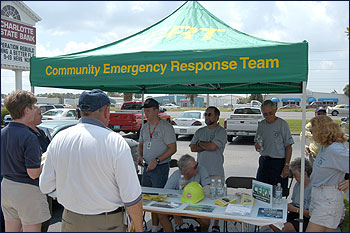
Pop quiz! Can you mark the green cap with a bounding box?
[181,181,204,204]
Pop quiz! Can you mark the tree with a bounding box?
[237,97,249,104]
[343,84,349,97]
[346,27,349,39]
[248,94,264,103]
[184,94,198,107]
[123,93,133,101]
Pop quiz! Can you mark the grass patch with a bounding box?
[286,119,341,134]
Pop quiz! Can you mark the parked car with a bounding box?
[306,101,335,109]
[327,104,349,116]
[340,117,349,138]
[171,110,205,138]
[160,103,180,109]
[38,120,139,170]
[278,104,301,109]
[53,104,65,108]
[3,114,13,126]
[224,107,264,141]
[42,109,77,120]
[38,104,56,113]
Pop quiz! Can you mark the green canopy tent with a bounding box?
[30,1,308,94]
[30,2,309,230]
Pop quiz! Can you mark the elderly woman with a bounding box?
[306,115,349,232]
[270,157,313,232]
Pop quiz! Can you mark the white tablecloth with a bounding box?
[142,187,287,229]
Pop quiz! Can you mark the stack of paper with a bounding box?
[225,204,252,216]
[215,196,238,207]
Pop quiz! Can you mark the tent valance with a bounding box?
[30,1,308,94]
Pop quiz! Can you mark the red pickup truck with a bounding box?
[108,101,171,135]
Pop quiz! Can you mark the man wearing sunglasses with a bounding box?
[158,154,211,232]
[255,100,294,197]
[190,106,227,232]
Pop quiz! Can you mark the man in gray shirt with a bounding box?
[158,154,210,232]
[190,106,227,232]
[137,98,177,232]
[255,100,294,196]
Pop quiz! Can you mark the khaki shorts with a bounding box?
[61,208,126,232]
[309,185,344,229]
[1,178,51,225]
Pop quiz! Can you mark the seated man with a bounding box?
[270,157,312,232]
[158,154,211,232]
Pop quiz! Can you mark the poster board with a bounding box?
[252,180,273,207]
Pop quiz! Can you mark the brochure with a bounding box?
[257,208,283,219]
[225,204,252,216]
[184,204,215,213]
[150,201,182,209]
[142,199,152,206]
[215,196,238,207]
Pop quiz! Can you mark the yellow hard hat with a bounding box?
[181,181,204,204]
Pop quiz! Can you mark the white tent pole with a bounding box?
[299,81,307,232]
[141,90,145,128]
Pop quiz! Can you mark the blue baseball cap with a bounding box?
[79,89,111,112]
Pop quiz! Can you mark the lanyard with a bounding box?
[148,120,160,139]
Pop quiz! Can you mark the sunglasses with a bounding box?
[204,113,213,117]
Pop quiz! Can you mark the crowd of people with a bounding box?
[1,90,349,232]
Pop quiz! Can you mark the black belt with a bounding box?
[98,207,123,215]
[261,156,284,160]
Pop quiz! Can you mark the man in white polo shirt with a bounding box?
[39,89,143,232]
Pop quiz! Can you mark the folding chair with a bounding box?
[224,176,259,232]
[169,158,178,168]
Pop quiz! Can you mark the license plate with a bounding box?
[113,125,121,129]
[237,131,248,136]
[180,129,187,133]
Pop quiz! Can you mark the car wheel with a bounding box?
[332,111,338,116]
[227,135,233,142]
[175,134,179,140]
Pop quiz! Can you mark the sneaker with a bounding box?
[212,226,220,232]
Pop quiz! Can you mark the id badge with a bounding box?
[147,142,151,150]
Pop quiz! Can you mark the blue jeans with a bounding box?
[142,163,169,188]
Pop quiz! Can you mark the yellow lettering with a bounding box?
[171,61,180,71]
[104,64,111,74]
[248,59,256,69]
[121,65,127,73]
[188,62,195,71]
[46,66,52,75]
[67,67,75,75]
[240,57,249,69]
[111,65,120,74]
[154,64,160,73]
[146,64,153,73]
[139,65,145,72]
[229,60,237,70]
[165,26,198,39]
[195,62,203,74]
[131,65,138,76]
[204,62,212,71]
[199,28,226,40]
[212,61,220,70]
[221,61,229,70]
[266,58,279,68]
[180,62,187,71]
[160,64,167,75]
[127,65,132,73]
[52,68,58,75]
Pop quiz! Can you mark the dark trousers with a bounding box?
[256,156,289,197]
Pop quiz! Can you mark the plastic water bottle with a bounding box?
[216,178,224,198]
[256,135,263,151]
[179,174,186,193]
[210,178,216,199]
[275,183,282,204]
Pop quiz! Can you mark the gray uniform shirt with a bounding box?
[139,119,176,164]
[291,182,312,210]
[254,118,294,159]
[190,125,227,177]
[310,142,349,187]
[164,166,211,190]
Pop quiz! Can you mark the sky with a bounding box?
[1,1,349,96]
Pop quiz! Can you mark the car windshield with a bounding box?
[122,103,142,110]
[178,112,201,119]
[234,108,261,114]
[44,110,64,116]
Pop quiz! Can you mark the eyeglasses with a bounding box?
[204,113,213,117]
[262,111,274,116]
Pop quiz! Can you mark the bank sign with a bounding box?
[1,17,36,70]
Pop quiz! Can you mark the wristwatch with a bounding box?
[155,157,160,164]
[284,162,289,166]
